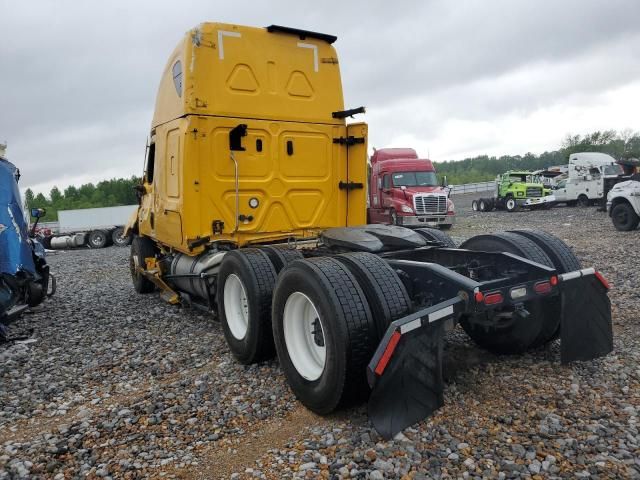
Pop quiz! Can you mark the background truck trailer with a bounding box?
[126,22,613,438]
[45,205,137,249]
[367,148,454,229]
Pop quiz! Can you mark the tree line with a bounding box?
[25,177,140,221]
[434,129,640,185]
[24,130,639,220]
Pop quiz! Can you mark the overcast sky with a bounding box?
[2,0,639,194]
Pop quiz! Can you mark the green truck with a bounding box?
[472,171,555,212]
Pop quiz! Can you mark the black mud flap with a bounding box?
[366,297,463,439]
[559,269,613,364]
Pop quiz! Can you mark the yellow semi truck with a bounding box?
[127,22,613,438]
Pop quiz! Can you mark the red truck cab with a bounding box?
[367,148,455,229]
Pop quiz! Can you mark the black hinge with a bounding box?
[339,181,364,191]
[333,136,365,146]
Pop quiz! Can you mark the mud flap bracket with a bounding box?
[367,296,464,439]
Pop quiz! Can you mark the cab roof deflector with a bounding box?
[266,25,337,44]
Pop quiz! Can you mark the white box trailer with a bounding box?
[47,205,138,249]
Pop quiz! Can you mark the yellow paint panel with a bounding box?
[166,129,181,198]
[286,71,314,98]
[279,132,329,179]
[226,64,259,93]
[287,191,324,225]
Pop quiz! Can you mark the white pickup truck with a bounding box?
[552,152,624,206]
[607,178,640,231]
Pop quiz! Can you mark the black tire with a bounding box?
[217,249,278,364]
[130,236,157,294]
[487,198,496,211]
[112,227,132,247]
[508,230,581,273]
[577,194,590,208]
[505,196,517,212]
[479,199,487,212]
[611,202,640,231]
[335,252,412,338]
[88,229,110,248]
[259,245,304,273]
[459,232,558,354]
[508,229,582,342]
[415,227,456,247]
[272,257,377,414]
[471,200,479,212]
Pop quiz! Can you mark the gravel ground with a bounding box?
[1,196,638,479]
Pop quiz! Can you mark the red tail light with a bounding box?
[595,271,610,290]
[474,291,485,303]
[484,292,504,305]
[534,281,552,294]
[550,275,558,286]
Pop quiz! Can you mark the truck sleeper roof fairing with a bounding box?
[152,22,345,129]
[370,148,418,164]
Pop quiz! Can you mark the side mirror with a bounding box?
[31,208,46,218]
[441,176,448,187]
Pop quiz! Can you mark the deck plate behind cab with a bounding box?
[321,225,427,252]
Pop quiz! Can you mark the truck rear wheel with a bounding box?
[509,230,581,272]
[611,202,640,231]
[508,229,581,342]
[130,236,157,294]
[259,245,304,273]
[335,252,412,338]
[415,227,456,247]
[112,227,132,247]
[88,229,110,248]
[577,194,590,208]
[272,257,377,414]
[479,199,488,212]
[217,249,277,364]
[472,200,479,212]
[459,232,558,354]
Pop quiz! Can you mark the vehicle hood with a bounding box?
[0,158,36,275]
[402,186,447,196]
[608,180,640,199]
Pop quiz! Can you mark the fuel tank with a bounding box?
[168,251,226,300]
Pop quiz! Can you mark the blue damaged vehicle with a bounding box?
[0,153,54,341]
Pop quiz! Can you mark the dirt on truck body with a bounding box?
[126,22,614,438]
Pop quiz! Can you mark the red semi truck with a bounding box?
[367,148,455,229]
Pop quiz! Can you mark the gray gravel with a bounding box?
[1,197,639,479]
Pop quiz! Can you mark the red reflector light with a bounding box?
[534,281,552,294]
[550,275,558,286]
[484,292,504,305]
[474,291,484,303]
[374,331,402,376]
[595,271,610,290]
